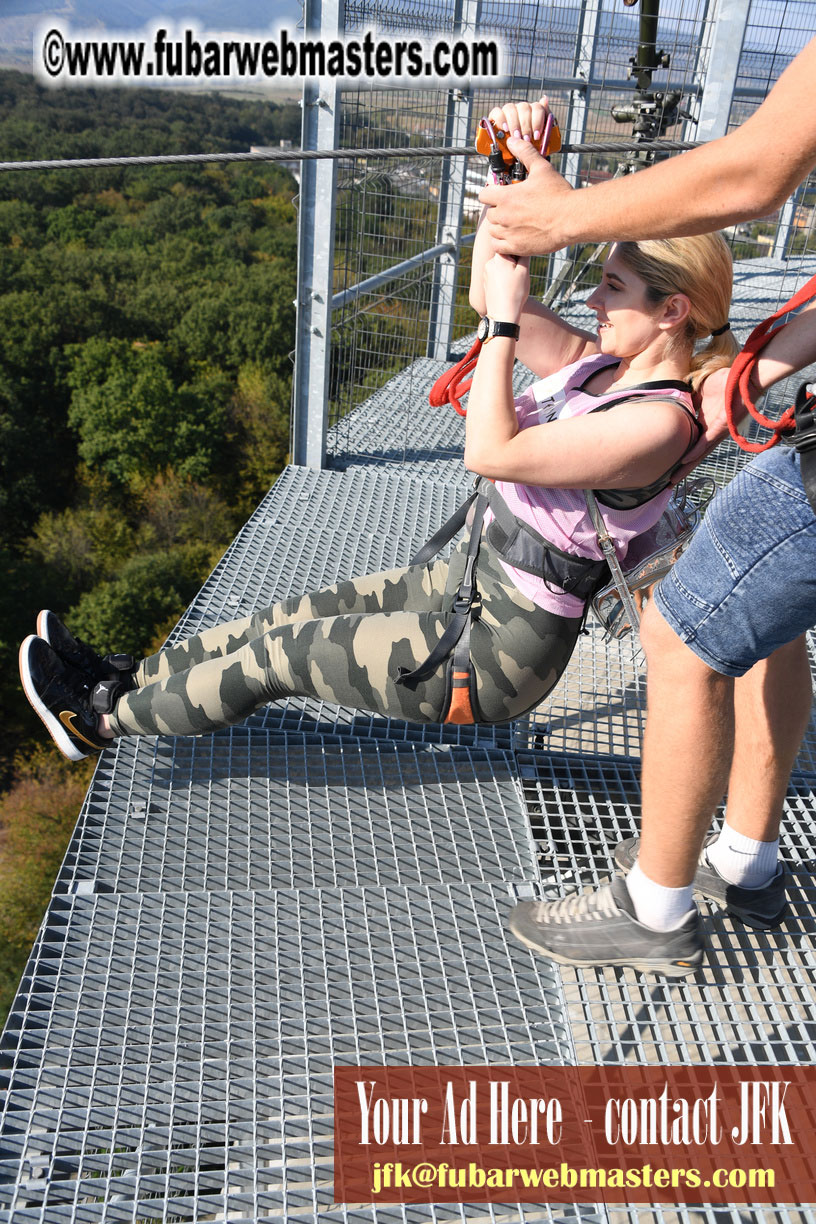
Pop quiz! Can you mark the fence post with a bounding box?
[773,193,799,260]
[548,0,602,289]
[426,0,480,361]
[695,0,750,141]
[292,0,343,469]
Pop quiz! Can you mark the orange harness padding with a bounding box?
[725,272,816,452]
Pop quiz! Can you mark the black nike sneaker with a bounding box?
[37,610,136,689]
[19,635,110,761]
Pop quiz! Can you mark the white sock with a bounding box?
[625,861,696,932]
[705,823,779,889]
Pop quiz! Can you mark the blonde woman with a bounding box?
[20,101,737,763]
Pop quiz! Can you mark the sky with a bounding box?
[0,0,303,70]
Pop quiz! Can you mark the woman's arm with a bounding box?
[464,251,693,486]
[671,299,816,479]
[469,205,596,377]
[466,393,695,488]
[467,99,551,315]
[748,299,816,395]
[468,98,595,378]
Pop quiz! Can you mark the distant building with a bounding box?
[793,203,815,231]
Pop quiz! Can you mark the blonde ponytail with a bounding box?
[688,326,740,393]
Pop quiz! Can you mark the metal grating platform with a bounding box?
[514,752,816,1067]
[53,734,538,895]
[2,257,816,1222]
[0,886,579,1223]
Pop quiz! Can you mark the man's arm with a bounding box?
[748,300,816,396]
[482,36,816,255]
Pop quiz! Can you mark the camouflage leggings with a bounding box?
[107,539,582,738]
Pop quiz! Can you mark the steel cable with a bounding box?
[0,139,699,173]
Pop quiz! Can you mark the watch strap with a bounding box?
[481,318,520,342]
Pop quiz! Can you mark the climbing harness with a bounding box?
[395,477,609,723]
[396,459,709,717]
[395,490,486,724]
[725,272,816,513]
[589,477,715,639]
[432,365,704,658]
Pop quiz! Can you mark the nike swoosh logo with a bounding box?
[59,710,100,751]
[727,846,754,855]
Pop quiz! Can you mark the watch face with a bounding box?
[477,316,489,342]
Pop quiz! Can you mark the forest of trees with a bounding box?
[0,71,302,1022]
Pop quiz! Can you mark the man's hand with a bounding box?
[479,138,575,255]
[671,366,739,481]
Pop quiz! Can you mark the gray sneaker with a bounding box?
[614,836,788,930]
[508,875,703,977]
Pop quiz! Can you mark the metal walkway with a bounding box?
[1,261,815,1223]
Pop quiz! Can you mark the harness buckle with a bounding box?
[796,427,816,454]
[452,592,482,617]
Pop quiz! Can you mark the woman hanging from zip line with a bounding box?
[20,98,739,762]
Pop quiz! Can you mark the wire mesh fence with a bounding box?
[330,89,456,440]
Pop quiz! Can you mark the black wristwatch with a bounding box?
[477,316,520,343]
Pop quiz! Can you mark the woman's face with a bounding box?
[586,246,664,360]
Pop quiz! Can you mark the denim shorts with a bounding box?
[654,444,816,677]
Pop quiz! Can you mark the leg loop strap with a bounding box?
[396,495,487,720]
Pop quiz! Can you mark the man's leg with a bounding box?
[508,445,816,974]
[625,615,809,930]
[636,600,734,888]
[724,634,811,844]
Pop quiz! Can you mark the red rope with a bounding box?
[725,272,816,452]
[428,337,482,417]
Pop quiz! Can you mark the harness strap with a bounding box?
[396,478,611,716]
[584,490,644,636]
[590,393,701,509]
[445,616,478,724]
[409,491,478,567]
[477,477,609,597]
[396,495,486,690]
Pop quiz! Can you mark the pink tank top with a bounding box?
[486,353,697,616]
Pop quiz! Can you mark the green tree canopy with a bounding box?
[67,338,232,487]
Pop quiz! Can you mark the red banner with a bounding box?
[334,1065,816,1204]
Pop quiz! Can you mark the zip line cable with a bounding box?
[0,139,699,173]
